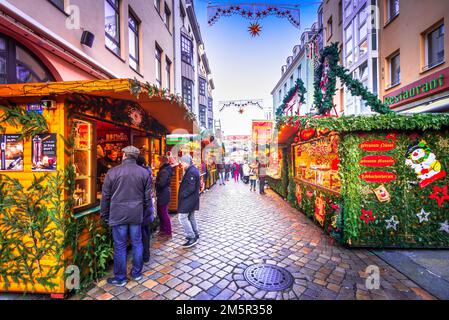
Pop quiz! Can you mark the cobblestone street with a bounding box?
[76,182,435,301]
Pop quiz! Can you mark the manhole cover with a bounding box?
[243,264,294,291]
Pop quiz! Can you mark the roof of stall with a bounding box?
[0,79,197,133]
[277,113,449,144]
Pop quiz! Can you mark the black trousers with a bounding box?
[259,176,266,194]
[141,224,151,261]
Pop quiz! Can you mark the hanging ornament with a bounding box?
[385,216,399,231]
[248,22,262,37]
[360,208,376,225]
[428,185,449,208]
[440,221,449,234]
[416,208,431,224]
[238,107,245,114]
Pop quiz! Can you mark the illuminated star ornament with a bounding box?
[248,22,262,36]
[440,221,449,234]
[360,208,376,225]
[385,216,400,231]
[429,185,449,208]
[416,208,431,223]
[238,107,245,114]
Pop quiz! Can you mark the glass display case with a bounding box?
[73,119,94,209]
[293,134,341,193]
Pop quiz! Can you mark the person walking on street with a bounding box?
[242,161,250,184]
[101,146,153,287]
[225,162,231,181]
[217,160,225,185]
[178,155,201,248]
[155,156,174,238]
[249,160,258,191]
[258,157,267,195]
[136,155,155,264]
[239,162,244,181]
[233,161,240,182]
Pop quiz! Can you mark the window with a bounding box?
[199,77,206,96]
[345,23,353,67]
[338,1,343,24]
[49,0,65,12]
[426,24,445,69]
[155,45,162,87]
[283,83,287,96]
[182,77,193,110]
[278,90,282,103]
[208,118,213,130]
[357,6,368,59]
[154,0,160,13]
[327,17,333,39]
[345,0,352,19]
[105,0,120,55]
[181,35,193,65]
[164,3,171,29]
[166,58,172,91]
[0,33,54,84]
[128,11,139,71]
[389,52,400,86]
[290,75,294,89]
[199,105,207,128]
[297,64,302,80]
[208,97,213,112]
[386,0,399,23]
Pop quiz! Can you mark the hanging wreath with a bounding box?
[275,78,307,119]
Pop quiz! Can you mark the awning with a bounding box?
[405,97,449,114]
[0,79,197,133]
[278,124,298,144]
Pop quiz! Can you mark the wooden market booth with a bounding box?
[0,79,196,297]
[270,114,449,248]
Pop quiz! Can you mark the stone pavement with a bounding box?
[74,181,435,301]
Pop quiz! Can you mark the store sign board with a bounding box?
[360,155,396,167]
[27,103,44,114]
[360,171,397,183]
[32,133,57,171]
[359,140,396,152]
[383,67,449,109]
[0,134,24,171]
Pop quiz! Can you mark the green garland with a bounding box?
[276,113,449,132]
[313,43,392,115]
[0,105,49,138]
[275,78,307,119]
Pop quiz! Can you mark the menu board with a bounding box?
[32,133,57,171]
[0,134,24,171]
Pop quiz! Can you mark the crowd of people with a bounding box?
[216,159,267,194]
[99,146,267,287]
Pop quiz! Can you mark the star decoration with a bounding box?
[440,221,449,234]
[360,208,376,225]
[437,137,449,150]
[416,208,431,223]
[248,22,262,37]
[385,216,400,231]
[238,108,244,114]
[429,185,449,208]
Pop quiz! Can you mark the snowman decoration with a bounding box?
[405,140,446,188]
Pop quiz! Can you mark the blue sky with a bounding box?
[194,0,321,135]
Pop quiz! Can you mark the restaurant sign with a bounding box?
[384,67,449,109]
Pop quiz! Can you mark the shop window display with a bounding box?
[293,133,341,193]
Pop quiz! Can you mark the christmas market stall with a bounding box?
[0,79,196,297]
[271,43,449,248]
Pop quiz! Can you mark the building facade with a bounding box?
[0,0,214,128]
[173,0,215,130]
[322,0,345,114]
[379,0,449,113]
[271,25,319,118]
[342,0,379,115]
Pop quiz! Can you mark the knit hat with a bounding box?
[122,146,140,159]
[180,154,193,165]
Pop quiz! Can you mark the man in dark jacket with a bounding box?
[178,154,201,248]
[216,160,225,185]
[100,146,153,287]
[136,155,154,264]
[155,156,173,237]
